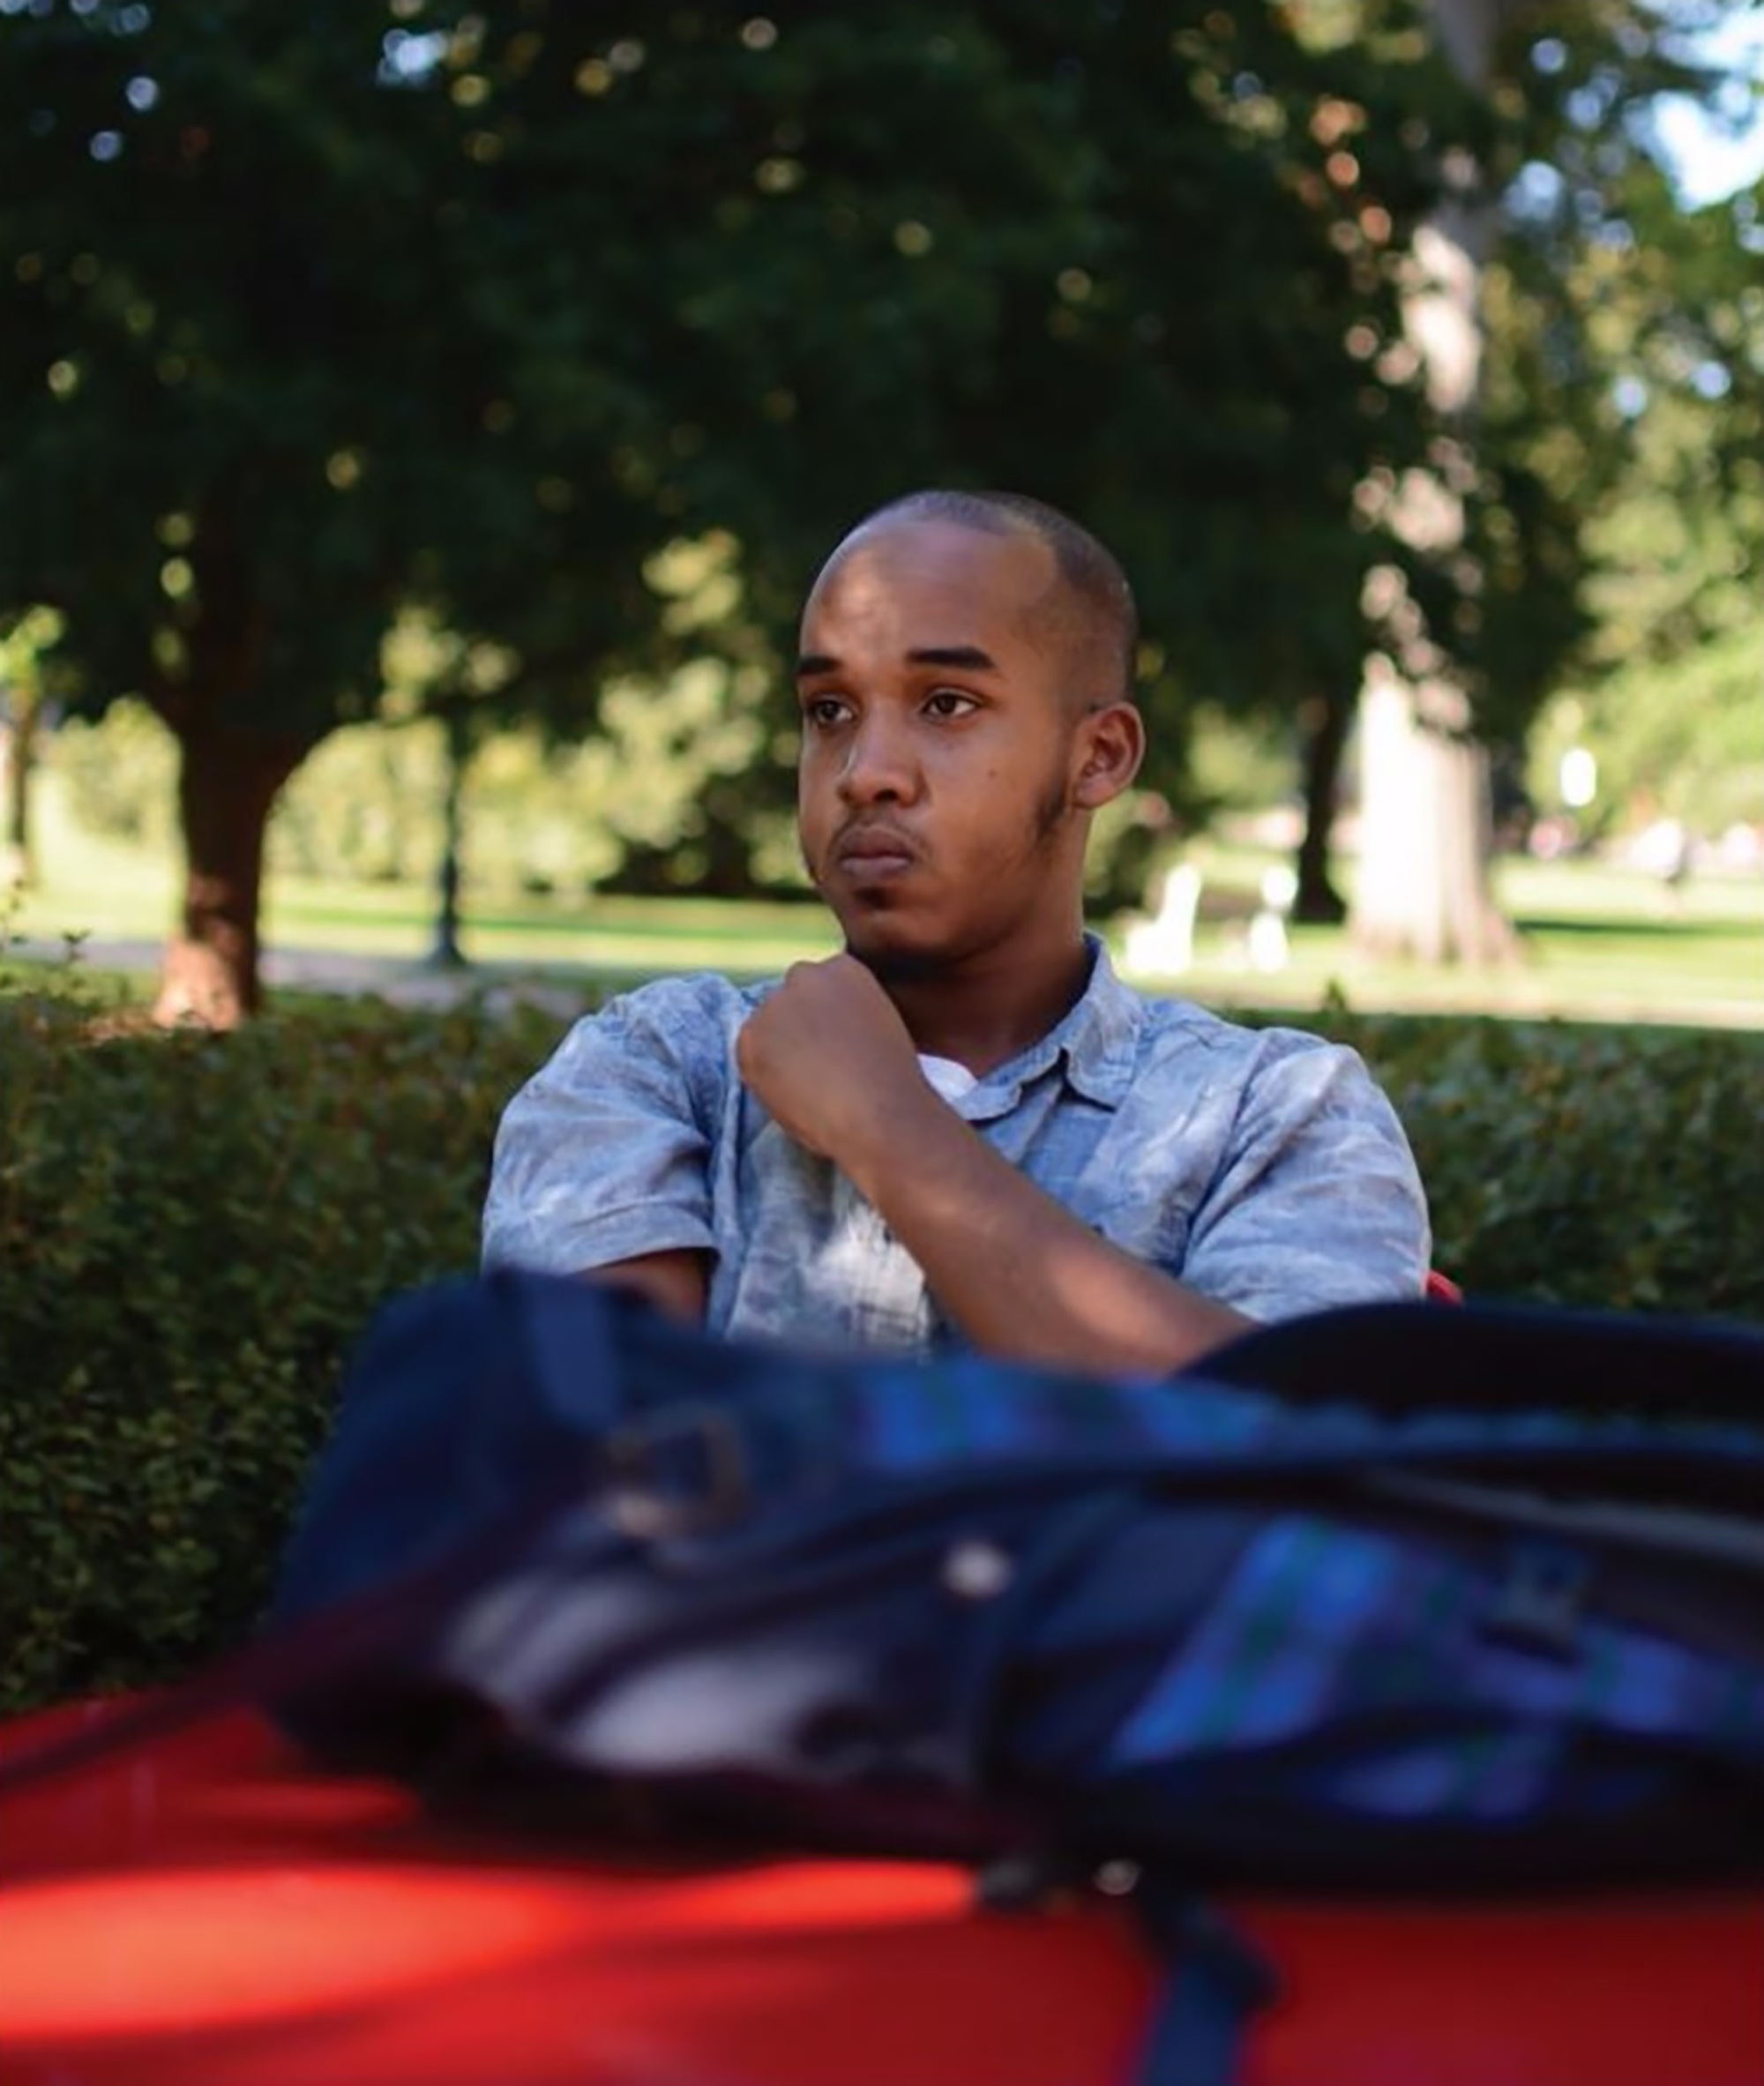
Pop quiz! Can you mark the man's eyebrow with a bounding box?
[907,645,999,672]
[794,644,1001,677]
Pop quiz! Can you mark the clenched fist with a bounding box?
[735,954,942,1174]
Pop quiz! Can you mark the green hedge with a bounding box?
[3,984,1761,1712]
[1322,1010,1764,1320]
[0,988,564,1713]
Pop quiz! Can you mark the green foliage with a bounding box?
[1515,282,1762,841]
[1476,20,1763,762]
[276,661,781,897]
[45,698,180,852]
[0,0,1468,974]
[1325,1012,1764,1320]
[4,981,1762,1711]
[0,983,564,1710]
[2,2,1757,996]
[1530,622,1764,841]
[47,666,787,898]
[270,714,447,886]
[1396,4,1760,767]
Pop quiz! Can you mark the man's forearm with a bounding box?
[842,1091,1251,1376]
[581,1247,710,1324]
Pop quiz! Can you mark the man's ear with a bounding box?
[1072,702,1146,810]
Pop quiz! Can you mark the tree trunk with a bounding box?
[1293,688,1352,924]
[1353,665,1513,962]
[154,724,306,1028]
[0,704,36,890]
[1348,0,1516,967]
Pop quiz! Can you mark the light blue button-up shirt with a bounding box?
[482,942,1431,1355]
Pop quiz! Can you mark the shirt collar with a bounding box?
[961,934,1141,1118]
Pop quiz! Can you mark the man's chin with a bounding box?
[834,912,946,983]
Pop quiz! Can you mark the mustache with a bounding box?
[829,818,923,862]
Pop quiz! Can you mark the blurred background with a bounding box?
[1,0,1759,1026]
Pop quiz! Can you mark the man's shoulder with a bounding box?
[1111,983,1386,1127]
[1118,983,1319,1070]
[588,970,769,1036]
[543,970,769,1088]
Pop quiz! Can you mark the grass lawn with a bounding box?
[5,775,1760,1027]
[1164,839,1764,1028]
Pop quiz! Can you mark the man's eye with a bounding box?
[804,696,850,729]
[923,688,977,719]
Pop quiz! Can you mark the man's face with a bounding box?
[795,517,1093,976]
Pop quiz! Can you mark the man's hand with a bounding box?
[735,954,939,1173]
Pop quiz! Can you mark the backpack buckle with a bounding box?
[600,1403,750,1536]
[1479,1538,1590,1660]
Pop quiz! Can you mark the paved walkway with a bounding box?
[4,934,594,1013]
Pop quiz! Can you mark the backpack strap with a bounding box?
[975,1857,1277,2086]
[1132,1884,1279,2086]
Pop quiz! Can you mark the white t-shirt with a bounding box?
[917,1053,979,1104]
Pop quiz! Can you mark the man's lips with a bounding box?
[832,826,920,882]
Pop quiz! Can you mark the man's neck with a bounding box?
[868,934,1095,1078]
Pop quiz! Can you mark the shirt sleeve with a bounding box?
[1178,1032,1431,1322]
[481,983,724,1277]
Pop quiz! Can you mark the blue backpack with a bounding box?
[11,1273,1764,2086]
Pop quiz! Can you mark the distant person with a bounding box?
[483,491,1430,1376]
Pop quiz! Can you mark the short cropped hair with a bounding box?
[846,489,1140,710]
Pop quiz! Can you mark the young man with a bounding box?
[482,490,1430,1376]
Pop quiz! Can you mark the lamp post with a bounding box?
[427,703,469,970]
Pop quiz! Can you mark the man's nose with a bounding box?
[837,712,920,804]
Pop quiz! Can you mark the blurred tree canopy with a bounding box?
[1333,0,1753,950]
[1467,0,1756,744]
[1522,159,1764,841]
[0,0,1473,1018]
[1475,2,1762,877]
[4,1,1750,1017]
